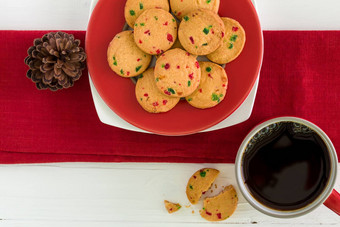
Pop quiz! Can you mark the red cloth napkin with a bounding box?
[0,30,339,164]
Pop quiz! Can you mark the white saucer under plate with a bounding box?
[88,0,261,134]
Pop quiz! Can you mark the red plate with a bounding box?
[86,0,263,136]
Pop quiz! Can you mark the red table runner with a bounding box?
[0,30,339,164]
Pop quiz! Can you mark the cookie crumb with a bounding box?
[164,200,182,214]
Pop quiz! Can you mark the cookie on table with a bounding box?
[107,31,151,77]
[170,0,220,20]
[207,18,246,64]
[124,0,170,28]
[186,168,220,204]
[186,62,228,109]
[136,68,180,113]
[178,9,225,55]
[200,185,238,221]
[134,9,177,55]
[164,200,182,213]
[154,48,201,98]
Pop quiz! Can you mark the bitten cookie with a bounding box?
[200,185,238,222]
[207,17,246,64]
[170,0,220,20]
[134,9,177,55]
[154,48,201,98]
[164,200,182,214]
[186,62,228,109]
[186,168,220,204]
[124,0,170,28]
[107,31,151,77]
[178,9,225,56]
[136,68,180,113]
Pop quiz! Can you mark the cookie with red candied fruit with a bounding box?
[170,0,220,20]
[124,0,170,28]
[154,48,201,98]
[186,62,228,109]
[107,31,151,77]
[178,9,225,55]
[136,68,180,113]
[134,9,177,55]
[186,168,220,204]
[200,185,238,221]
[164,200,182,213]
[207,17,246,64]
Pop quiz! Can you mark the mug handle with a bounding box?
[324,189,340,215]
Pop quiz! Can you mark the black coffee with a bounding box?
[243,122,331,211]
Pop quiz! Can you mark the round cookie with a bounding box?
[107,31,151,78]
[186,168,220,205]
[178,9,225,56]
[200,185,238,221]
[136,68,180,113]
[186,62,228,109]
[207,17,246,64]
[154,48,201,98]
[134,9,177,55]
[124,0,170,28]
[170,0,220,20]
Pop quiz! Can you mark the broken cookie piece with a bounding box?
[164,200,182,213]
[200,185,238,221]
[186,168,220,204]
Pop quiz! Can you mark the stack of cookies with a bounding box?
[107,0,246,113]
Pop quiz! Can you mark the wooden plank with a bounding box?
[0,0,91,30]
[0,163,338,226]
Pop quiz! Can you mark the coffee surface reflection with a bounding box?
[243,122,331,211]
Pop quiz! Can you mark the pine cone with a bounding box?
[24,31,87,91]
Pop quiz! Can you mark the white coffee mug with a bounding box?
[235,116,339,218]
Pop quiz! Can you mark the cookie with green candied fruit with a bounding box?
[170,0,220,20]
[154,48,201,98]
[186,168,220,204]
[207,17,246,64]
[164,200,182,214]
[186,62,228,109]
[107,31,151,77]
[134,9,177,55]
[200,185,238,221]
[178,9,225,55]
[124,0,170,28]
[136,68,180,113]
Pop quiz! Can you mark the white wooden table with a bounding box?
[0,0,340,226]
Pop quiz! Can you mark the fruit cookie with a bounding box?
[200,185,238,221]
[178,9,225,56]
[124,0,170,28]
[186,168,220,204]
[134,9,177,55]
[164,200,182,213]
[136,68,180,113]
[170,0,220,20]
[186,62,228,109]
[207,17,246,64]
[154,48,201,98]
[107,31,151,77]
